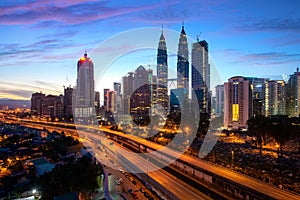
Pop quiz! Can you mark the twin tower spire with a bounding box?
[156,23,189,111]
[157,24,210,113]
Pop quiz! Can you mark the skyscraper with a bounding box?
[215,84,224,117]
[157,29,169,111]
[74,53,95,122]
[130,65,152,122]
[107,90,117,112]
[177,24,189,91]
[191,39,210,113]
[264,80,286,116]
[63,86,73,120]
[94,91,100,115]
[224,76,252,129]
[286,68,300,117]
[113,82,121,96]
[103,88,109,110]
[122,72,134,114]
[246,77,269,116]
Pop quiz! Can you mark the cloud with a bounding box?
[218,49,300,66]
[0,89,33,100]
[236,18,300,32]
[38,30,79,39]
[0,80,63,100]
[0,1,165,26]
[0,38,77,66]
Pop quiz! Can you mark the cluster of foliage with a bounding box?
[36,156,102,200]
[247,115,300,157]
[38,132,79,156]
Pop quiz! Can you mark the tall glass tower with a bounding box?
[74,53,95,123]
[192,39,210,113]
[177,24,189,92]
[157,28,168,111]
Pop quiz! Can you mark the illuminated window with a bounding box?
[232,104,239,121]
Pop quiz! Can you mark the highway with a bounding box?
[97,127,300,200]
[83,130,212,200]
[5,117,300,200]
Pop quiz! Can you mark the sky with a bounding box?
[0,0,300,101]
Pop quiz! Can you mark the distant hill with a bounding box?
[0,99,31,109]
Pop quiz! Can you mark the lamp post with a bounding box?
[231,150,234,168]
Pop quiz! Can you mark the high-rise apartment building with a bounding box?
[246,77,269,116]
[264,80,286,116]
[177,25,189,91]
[42,95,57,117]
[224,76,252,129]
[286,68,300,117]
[157,29,168,111]
[31,92,46,116]
[107,90,117,112]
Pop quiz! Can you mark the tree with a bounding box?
[247,115,269,155]
[36,157,102,200]
[197,113,210,137]
[269,116,291,157]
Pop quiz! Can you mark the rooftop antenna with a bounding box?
[297,66,299,72]
[64,76,70,88]
[161,24,164,33]
[196,35,199,42]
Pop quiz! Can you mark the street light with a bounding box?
[231,150,234,168]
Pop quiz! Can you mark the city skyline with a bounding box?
[1,0,300,100]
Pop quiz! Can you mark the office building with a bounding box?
[191,39,210,113]
[157,29,169,111]
[130,65,152,122]
[177,24,189,91]
[74,53,95,122]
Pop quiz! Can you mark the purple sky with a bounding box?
[0,0,300,100]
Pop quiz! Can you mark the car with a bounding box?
[139,187,145,193]
[148,196,154,200]
[115,180,120,185]
[128,189,133,193]
[132,180,137,185]
[129,176,134,181]
[118,178,123,183]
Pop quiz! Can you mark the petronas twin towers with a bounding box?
[157,24,211,114]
